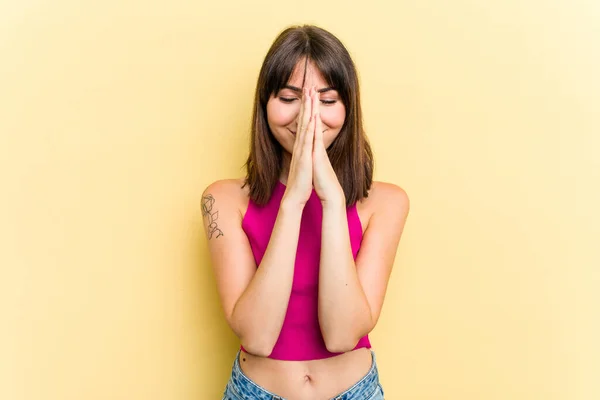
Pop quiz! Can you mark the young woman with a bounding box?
[202,24,409,400]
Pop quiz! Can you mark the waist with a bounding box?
[234,347,377,400]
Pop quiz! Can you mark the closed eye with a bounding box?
[279,97,297,103]
[279,97,337,105]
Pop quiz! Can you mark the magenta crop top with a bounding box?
[240,180,371,361]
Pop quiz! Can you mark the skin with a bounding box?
[266,58,346,202]
[201,58,410,399]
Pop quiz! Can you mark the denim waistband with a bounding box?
[224,349,381,400]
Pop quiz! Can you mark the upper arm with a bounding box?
[355,183,410,327]
[201,180,257,330]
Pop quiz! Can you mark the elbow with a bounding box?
[242,342,273,358]
[324,334,360,354]
[229,307,275,358]
[240,335,275,358]
[322,320,373,354]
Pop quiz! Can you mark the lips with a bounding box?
[288,129,296,135]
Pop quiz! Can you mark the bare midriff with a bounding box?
[237,347,373,400]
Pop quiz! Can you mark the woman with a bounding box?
[202,24,409,400]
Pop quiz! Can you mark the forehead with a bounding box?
[287,58,328,88]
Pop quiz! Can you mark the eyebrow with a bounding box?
[282,85,336,93]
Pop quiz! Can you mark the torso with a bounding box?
[237,348,373,399]
[233,177,383,400]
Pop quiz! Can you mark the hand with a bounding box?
[282,87,316,207]
[310,87,345,205]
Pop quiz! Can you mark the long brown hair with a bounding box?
[242,24,374,207]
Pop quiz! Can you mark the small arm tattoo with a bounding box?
[201,193,224,239]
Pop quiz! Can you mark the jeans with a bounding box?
[222,350,385,400]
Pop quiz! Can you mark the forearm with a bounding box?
[231,199,303,356]
[318,200,373,353]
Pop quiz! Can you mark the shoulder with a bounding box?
[201,177,249,223]
[371,181,409,210]
[202,177,248,197]
[356,181,410,232]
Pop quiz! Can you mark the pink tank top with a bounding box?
[240,180,371,361]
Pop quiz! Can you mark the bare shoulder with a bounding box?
[356,181,410,233]
[372,181,409,207]
[201,177,249,226]
[201,177,248,200]
[201,178,249,240]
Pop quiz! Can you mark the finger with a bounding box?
[297,87,307,131]
[293,88,309,153]
[294,88,311,155]
[314,110,324,150]
[300,87,312,134]
[311,86,319,120]
[304,108,316,151]
[309,87,320,144]
[311,87,321,140]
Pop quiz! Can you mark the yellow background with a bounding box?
[1,1,599,399]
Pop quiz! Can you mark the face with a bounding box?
[266,58,346,155]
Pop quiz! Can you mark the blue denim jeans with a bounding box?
[222,350,385,400]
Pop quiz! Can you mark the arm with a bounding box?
[201,179,303,357]
[318,183,410,353]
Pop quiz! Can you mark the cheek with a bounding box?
[321,105,346,130]
[266,100,298,126]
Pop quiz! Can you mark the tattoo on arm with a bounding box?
[201,193,224,239]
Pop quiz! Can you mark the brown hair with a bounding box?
[242,24,374,207]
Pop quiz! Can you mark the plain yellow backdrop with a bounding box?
[1,1,599,399]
